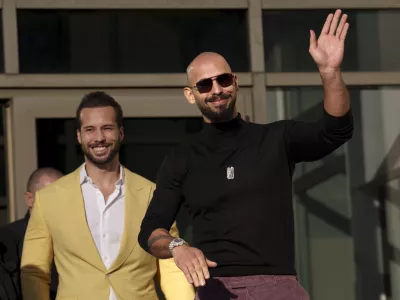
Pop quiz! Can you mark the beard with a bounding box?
[195,92,237,123]
[82,139,121,167]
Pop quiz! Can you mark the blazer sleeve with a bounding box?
[156,221,195,300]
[21,191,53,300]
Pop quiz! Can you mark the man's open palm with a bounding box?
[309,9,349,73]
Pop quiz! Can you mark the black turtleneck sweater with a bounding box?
[139,109,353,277]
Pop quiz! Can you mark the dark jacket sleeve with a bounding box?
[49,262,58,300]
[138,146,188,254]
[0,228,22,300]
[285,109,353,163]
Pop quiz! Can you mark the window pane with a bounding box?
[263,9,400,72]
[18,9,249,73]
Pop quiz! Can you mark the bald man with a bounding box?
[0,167,63,300]
[139,10,353,300]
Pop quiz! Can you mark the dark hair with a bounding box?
[27,167,64,193]
[76,91,123,130]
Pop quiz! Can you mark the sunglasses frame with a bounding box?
[190,73,236,93]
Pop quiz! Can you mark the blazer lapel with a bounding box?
[108,170,151,273]
[62,167,107,273]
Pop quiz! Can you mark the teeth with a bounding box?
[94,147,106,150]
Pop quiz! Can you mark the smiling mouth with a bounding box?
[91,145,109,155]
[207,95,230,103]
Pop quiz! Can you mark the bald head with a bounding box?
[183,52,238,123]
[186,52,232,86]
[25,167,63,212]
[27,167,63,194]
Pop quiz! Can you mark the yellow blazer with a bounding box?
[21,166,194,300]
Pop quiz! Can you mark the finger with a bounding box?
[188,265,201,287]
[206,259,218,268]
[336,14,348,37]
[197,257,210,280]
[329,9,342,35]
[321,13,333,35]
[309,30,317,52]
[194,262,206,286]
[182,266,194,285]
[340,23,350,41]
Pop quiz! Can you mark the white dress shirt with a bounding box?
[80,164,125,300]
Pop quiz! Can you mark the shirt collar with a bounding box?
[201,113,244,134]
[80,163,124,186]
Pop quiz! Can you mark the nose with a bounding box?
[210,79,223,95]
[93,129,106,142]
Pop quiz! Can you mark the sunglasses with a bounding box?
[192,73,235,94]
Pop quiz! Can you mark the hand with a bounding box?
[309,9,349,74]
[172,245,217,287]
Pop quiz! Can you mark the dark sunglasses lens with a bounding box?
[196,78,213,93]
[216,73,234,87]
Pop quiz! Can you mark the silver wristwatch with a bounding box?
[169,238,187,254]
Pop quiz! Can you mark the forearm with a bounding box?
[148,228,175,259]
[320,69,350,117]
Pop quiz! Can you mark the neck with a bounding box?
[84,156,120,186]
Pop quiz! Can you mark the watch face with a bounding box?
[169,238,185,251]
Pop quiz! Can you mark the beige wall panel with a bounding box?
[266,72,400,87]
[2,0,19,73]
[0,73,253,88]
[262,0,400,9]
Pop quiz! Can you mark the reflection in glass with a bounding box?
[267,86,358,300]
[267,86,400,299]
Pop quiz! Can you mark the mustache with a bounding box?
[205,93,231,103]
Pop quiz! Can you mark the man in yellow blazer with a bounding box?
[21,91,195,300]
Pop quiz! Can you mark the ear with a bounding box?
[77,130,82,144]
[24,192,34,210]
[234,74,239,91]
[119,126,125,142]
[183,87,196,105]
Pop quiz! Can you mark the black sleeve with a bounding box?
[0,228,21,300]
[285,109,353,163]
[138,146,188,254]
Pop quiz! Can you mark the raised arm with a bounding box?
[285,9,353,163]
[310,9,350,117]
[20,192,53,300]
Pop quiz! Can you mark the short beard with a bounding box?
[82,141,120,168]
[196,93,236,123]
